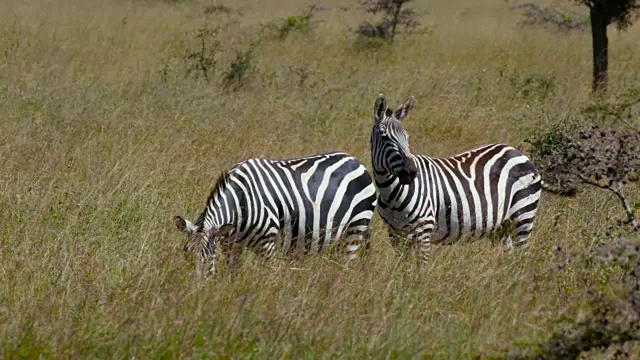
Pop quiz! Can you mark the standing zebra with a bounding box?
[370,95,542,262]
[175,152,377,275]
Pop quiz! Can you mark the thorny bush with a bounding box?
[509,235,640,359]
[529,125,640,229]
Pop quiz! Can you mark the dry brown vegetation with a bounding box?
[1,0,640,357]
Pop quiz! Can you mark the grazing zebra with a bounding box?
[370,95,542,262]
[175,152,377,275]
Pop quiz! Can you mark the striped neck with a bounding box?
[372,165,399,189]
[201,181,238,232]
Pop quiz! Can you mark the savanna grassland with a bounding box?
[1,0,640,358]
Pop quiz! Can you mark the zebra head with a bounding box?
[371,95,418,185]
[174,215,233,275]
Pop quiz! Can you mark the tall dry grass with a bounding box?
[1,0,639,357]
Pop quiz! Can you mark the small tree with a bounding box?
[357,0,420,44]
[571,0,640,94]
[184,25,221,83]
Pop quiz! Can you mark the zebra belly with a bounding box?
[376,204,411,233]
[379,204,482,244]
[431,222,477,244]
[271,208,345,256]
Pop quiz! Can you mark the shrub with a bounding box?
[355,0,421,44]
[184,25,221,83]
[529,124,640,229]
[512,3,589,32]
[508,235,640,359]
[276,5,321,39]
[222,45,256,90]
[203,4,233,16]
[528,90,640,228]
[526,122,578,195]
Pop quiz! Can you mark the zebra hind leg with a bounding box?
[412,232,432,264]
[343,218,373,261]
[388,230,432,266]
[509,204,539,249]
[407,221,434,264]
[493,220,515,252]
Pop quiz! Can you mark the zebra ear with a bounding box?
[394,96,415,121]
[175,216,196,235]
[374,94,387,124]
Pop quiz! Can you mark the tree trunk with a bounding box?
[590,7,609,95]
[388,5,402,44]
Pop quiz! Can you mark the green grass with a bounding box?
[1,0,639,357]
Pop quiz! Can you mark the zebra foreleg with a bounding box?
[502,235,514,251]
[411,232,432,264]
[198,251,217,277]
[408,221,435,264]
[495,220,515,252]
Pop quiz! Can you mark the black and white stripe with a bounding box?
[370,95,542,261]
[175,152,377,275]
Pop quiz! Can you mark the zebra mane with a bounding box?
[195,171,232,231]
[207,171,231,202]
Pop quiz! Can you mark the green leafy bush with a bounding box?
[276,5,320,39]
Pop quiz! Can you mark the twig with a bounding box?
[610,186,638,229]
[577,173,609,190]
